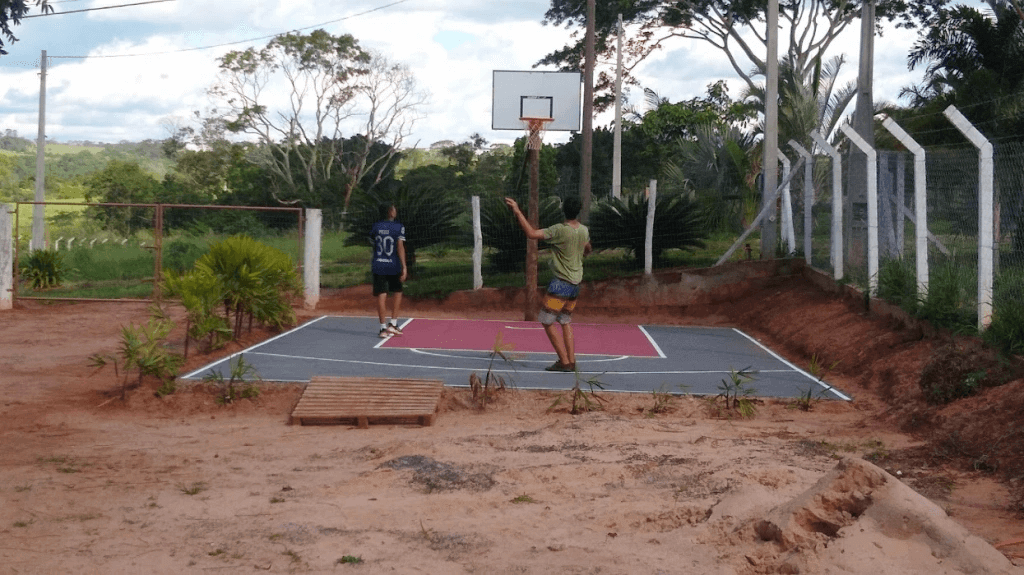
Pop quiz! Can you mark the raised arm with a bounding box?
[504,197,546,241]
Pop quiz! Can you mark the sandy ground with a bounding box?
[2,273,1024,574]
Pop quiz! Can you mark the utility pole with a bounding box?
[848,0,876,268]
[762,2,779,258]
[612,13,623,199]
[580,0,595,221]
[32,49,47,252]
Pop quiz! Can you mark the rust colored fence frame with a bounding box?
[12,202,305,303]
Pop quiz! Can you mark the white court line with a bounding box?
[731,328,852,401]
[637,325,667,358]
[190,350,791,377]
[408,348,630,363]
[180,315,331,380]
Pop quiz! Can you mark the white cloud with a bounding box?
[0,1,946,146]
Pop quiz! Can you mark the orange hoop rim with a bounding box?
[520,117,553,150]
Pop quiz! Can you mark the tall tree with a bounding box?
[0,0,50,55]
[539,0,949,111]
[209,30,369,208]
[338,51,428,209]
[899,0,1024,141]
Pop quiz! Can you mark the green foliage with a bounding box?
[664,121,758,233]
[589,191,708,268]
[469,333,520,408]
[708,367,759,418]
[342,178,463,269]
[203,355,262,405]
[876,257,918,313]
[19,249,66,289]
[919,343,989,405]
[84,160,160,236]
[985,266,1024,357]
[337,555,363,565]
[480,193,563,273]
[163,240,208,274]
[163,267,232,354]
[548,371,607,415]
[89,315,182,401]
[917,260,977,333]
[187,235,301,339]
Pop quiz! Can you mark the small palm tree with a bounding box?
[343,179,463,269]
[664,123,760,233]
[589,192,708,268]
[480,193,564,273]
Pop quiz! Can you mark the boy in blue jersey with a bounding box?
[370,204,407,338]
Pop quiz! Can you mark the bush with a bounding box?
[165,235,301,343]
[919,343,990,404]
[480,193,563,273]
[163,240,207,274]
[342,180,463,269]
[985,266,1024,357]
[19,249,67,289]
[876,257,917,313]
[589,192,708,268]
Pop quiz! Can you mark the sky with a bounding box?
[0,0,984,150]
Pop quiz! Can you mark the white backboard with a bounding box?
[492,70,582,131]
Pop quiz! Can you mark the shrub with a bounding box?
[919,343,991,404]
[876,257,917,313]
[89,315,182,400]
[19,249,67,289]
[480,193,563,273]
[589,192,708,268]
[342,180,463,269]
[165,235,301,342]
[984,267,1024,357]
[163,240,207,274]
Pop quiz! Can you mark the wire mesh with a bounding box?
[11,203,302,302]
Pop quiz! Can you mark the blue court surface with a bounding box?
[182,316,851,401]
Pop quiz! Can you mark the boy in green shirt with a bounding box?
[505,195,592,372]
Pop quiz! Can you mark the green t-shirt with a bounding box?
[543,222,590,284]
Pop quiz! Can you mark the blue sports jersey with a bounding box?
[370,220,406,275]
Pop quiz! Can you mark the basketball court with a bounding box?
[182,316,851,401]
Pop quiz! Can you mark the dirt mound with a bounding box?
[752,457,1016,574]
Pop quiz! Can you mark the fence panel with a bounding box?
[12,202,302,303]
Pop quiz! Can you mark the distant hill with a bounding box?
[0,136,172,182]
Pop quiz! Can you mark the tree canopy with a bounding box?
[539,0,952,111]
[0,0,51,55]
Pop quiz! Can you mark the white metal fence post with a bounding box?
[645,180,656,276]
[303,208,322,310]
[778,153,796,255]
[788,140,814,265]
[881,117,929,300]
[839,124,878,295]
[1,204,12,310]
[811,132,844,280]
[472,196,483,290]
[943,105,994,330]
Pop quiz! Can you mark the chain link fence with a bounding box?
[10,202,303,302]
[778,134,1024,344]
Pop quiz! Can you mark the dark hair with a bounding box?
[561,195,582,220]
[378,203,394,220]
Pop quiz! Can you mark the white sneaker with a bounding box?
[378,327,391,339]
[386,324,403,336]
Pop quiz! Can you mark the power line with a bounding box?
[22,0,176,18]
[41,0,410,60]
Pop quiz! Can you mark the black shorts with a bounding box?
[372,273,403,296]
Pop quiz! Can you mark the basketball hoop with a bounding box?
[521,117,552,150]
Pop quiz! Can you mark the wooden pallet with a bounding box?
[290,376,443,428]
